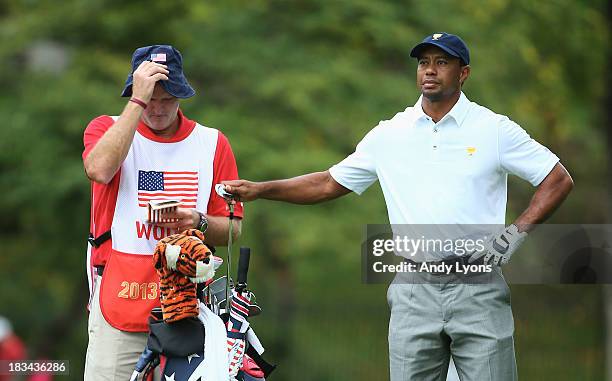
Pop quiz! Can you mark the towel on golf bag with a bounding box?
[153,229,215,323]
[159,302,277,380]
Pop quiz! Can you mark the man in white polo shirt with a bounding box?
[222,32,573,380]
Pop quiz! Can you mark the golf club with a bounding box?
[215,183,235,311]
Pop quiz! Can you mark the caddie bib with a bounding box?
[100,119,218,332]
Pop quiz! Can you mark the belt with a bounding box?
[94,265,104,276]
[405,256,486,275]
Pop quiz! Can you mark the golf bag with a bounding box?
[130,247,276,381]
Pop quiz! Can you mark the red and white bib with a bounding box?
[100,119,218,332]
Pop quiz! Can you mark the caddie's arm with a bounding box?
[153,208,242,246]
[202,215,242,246]
[222,170,351,204]
[84,61,169,184]
[512,162,574,233]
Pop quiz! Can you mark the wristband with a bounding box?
[129,97,148,109]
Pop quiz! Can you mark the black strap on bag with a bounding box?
[246,345,277,377]
[87,230,111,248]
[147,315,205,358]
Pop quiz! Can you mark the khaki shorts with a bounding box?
[84,275,160,381]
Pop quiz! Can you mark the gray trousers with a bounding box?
[387,270,518,381]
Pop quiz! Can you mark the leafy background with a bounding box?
[0,0,609,380]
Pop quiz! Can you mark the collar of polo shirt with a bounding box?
[414,92,471,126]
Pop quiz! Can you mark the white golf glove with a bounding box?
[469,224,527,266]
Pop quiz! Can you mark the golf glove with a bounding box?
[469,224,527,266]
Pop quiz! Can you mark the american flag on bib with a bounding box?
[137,170,198,208]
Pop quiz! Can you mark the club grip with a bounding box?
[237,247,251,286]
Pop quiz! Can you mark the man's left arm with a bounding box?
[471,163,573,265]
[200,214,242,246]
[470,119,574,265]
[513,162,573,233]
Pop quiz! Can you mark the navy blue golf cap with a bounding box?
[121,45,195,98]
[410,32,470,65]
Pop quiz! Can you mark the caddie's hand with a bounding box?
[131,61,169,103]
[151,207,199,233]
[468,224,527,266]
[221,180,261,202]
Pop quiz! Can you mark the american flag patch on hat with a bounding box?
[151,53,166,62]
